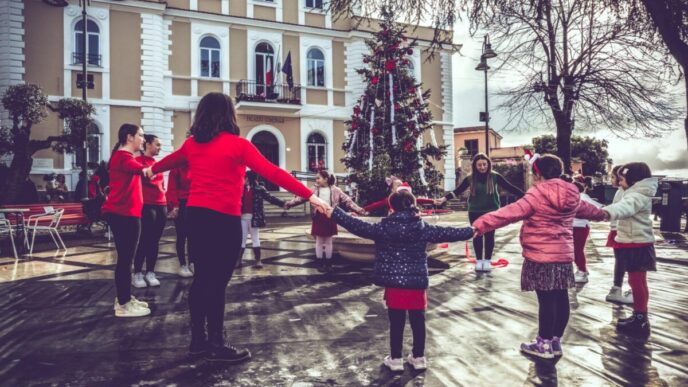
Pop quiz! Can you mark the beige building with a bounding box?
[0,0,458,191]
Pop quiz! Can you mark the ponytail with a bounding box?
[108,123,140,169]
[317,170,336,186]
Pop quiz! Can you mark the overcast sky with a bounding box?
[450,21,688,178]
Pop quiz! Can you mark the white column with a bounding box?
[0,0,25,124]
[140,13,174,156]
[344,39,367,107]
[441,51,455,190]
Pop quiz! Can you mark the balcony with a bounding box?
[235,80,302,114]
[72,52,102,67]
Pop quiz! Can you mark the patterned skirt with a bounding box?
[616,245,656,272]
[521,258,575,292]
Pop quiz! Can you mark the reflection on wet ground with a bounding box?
[0,214,686,386]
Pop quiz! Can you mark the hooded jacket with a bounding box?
[604,177,658,244]
[332,207,473,289]
[472,178,606,264]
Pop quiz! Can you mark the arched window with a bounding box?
[74,124,102,167]
[255,42,275,93]
[74,19,100,66]
[406,60,416,79]
[200,36,221,78]
[307,132,327,172]
[307,48,325,87]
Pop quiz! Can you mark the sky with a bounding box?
[450,20,688,178]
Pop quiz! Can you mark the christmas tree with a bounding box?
[342,8,446,206]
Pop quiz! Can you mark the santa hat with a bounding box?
[524,149,541,174]
[396,182,412,193]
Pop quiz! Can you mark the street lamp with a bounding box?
[475,34,497,157]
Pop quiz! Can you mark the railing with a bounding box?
[235,80,301,105]
[72,52,102,67]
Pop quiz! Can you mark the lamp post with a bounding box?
[475,35,497,157]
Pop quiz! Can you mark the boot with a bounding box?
[616,312,651,337]
[317,255,326,273]
[189,324,208,356]
[204,331,252,364]
[324,259,333,273]
[236,248,245,268]
[252,247,262,268]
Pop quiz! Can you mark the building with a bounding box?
[0,0,458,191]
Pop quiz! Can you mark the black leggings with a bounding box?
[106,214,141,305]
[469,212,495,260]
[388,309,426,358]
[175,200,190,266]
[134,204,167,273]
[536,289,570,340]
[613,249,625,287]
[187,207,242,342]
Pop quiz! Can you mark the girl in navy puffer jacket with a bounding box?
[328,190,473,372]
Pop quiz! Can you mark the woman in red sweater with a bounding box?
[102,123,152,318]
[167,164,193,277]
[151,92,329,363]
[132,134,168,288]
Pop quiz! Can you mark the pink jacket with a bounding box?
[473,178,606,264]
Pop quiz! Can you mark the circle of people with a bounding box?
[103,92,656,367]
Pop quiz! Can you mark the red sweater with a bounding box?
[136,155,167,206]
[167,165,191,209]
[102,150,145,217]
[153,132,312,216]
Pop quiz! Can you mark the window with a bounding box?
[255,42,275,95]
[464,139,479,157]
[74,125,103,167]
[73,19,100,66]
[306,0,323,9]
[307,133,327,172]
[307,48,325,87]
[200,36,221,78]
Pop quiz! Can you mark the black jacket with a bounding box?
[242,184,284,228]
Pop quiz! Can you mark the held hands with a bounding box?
[309,195,331,215]
[325,206,335,218]
[472,227,482,239]
[433,198,447,206]
[142,167,155,179]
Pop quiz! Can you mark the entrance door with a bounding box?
[251,131,280,191]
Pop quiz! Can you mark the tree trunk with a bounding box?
[0,149,33,205]
[555,115,573,174]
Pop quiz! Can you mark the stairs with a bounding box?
[263,191,309,217]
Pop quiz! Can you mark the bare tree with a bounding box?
[329,0,687,162]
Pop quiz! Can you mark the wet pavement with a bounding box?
[0,213,686,386]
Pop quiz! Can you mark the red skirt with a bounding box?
[384,288,427,310]
[311,212,338,237]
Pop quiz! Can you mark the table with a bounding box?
[0,208,30,254]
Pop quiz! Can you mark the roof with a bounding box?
[453,126,503,139]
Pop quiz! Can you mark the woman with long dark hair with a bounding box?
[132,134,167,288]
[103,123,151,318]
[151,92,329,363]
[435,153,524,272]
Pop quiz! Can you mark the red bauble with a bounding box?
[393,85,399,92]
[403,141,414,152]
[363,57,370,64]
[351,121,359,130]
[353,105,361,115]
[372,127,381,135]
[407,48,413,55]
[406,121,415,130]
[408,87,416,94]
[394,103,401,111]
[385,59,396,71]
[371,76,379,85]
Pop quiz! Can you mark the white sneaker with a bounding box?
[114,300,151,317]
[383,356,404,372]
[178,265,193,278]
[145,272,161,287]
[621,289,634,304]
[475,260,484,272]
[407,354,427,370]
[606,286,633,304]
[132,272,147,288]
[574,271,589,283]
[483,260,491,272]
[114,296,148,310]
